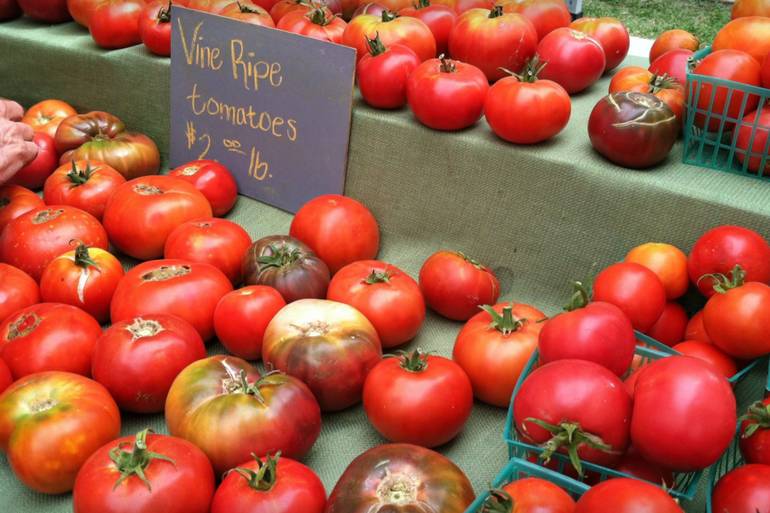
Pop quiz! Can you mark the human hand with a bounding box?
[0,100,39,184]
[0,99,24,121]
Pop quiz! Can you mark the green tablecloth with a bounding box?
[1,17,769,513]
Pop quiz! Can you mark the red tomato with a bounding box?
[648,48,694,88]
[614,448,674,488]
[363,349,472,447]
[210,454,326,513]
[277,7,346,43]
[609,66,685,122]
[574,478,683,513]
[453,0,491,12]
[269,0,312,23]
[513,359,632,470]
[21,99,77,139]
[0,263,39,324]
[741,398,770,464]
[569,16,629,71]
[0,0,20,19]
[763,53,770,87]
[593,262,666,332]
[0,303,102,379]
[39,243,124,323]
[0,185,43,234]
[169,160,238,217]
[497,0,570,40]
[289,194,379,274]
[484,59,571,143]
[342,10,436,62]
[736,106,770,175]
[111,259,233,341]
[711,464,770,513]
[408,56,489,130]
[73,429,215,513]
[213,286,286,359]
[0,372,120,494]
[92,314,206,412]
[356,35,421,109]
[625,242,688,300]
[188,0,232,11]
[448,6,537,81]
[419,250,500,320]
[90,0,145,49]
[43,160,127,220]
[453,302,545,407]
[672,341,738,378]
[691,50,762,132]
[0,359,10,393]
[713,16,770,65]
[103,175,213,260]
[351,1,386,17]
[221,2,276,27]
[537,28,606,94]
[399,0,456,56]
[0,205,109,281]
[733,0,770,17]
[17,0,71,21]
[482,477,575,513]
[8,132,58,190]
[164,218,252,284]
[140,1,172,56]
[67,0,109,27]
[684,309,711,343]
[649,29,699,63]
[327,260,425,348]
[688,225,770,296]
[645,302,687,346]
[631,356,736,471]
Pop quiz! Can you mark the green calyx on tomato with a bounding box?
[480,488,515,513]
[158,2,172,23]
[307,8,331,25]
[396,348,430,372]
[236,1,261,13]
[480,305,526,335]
[257,245,302,270]
[502,55,548,84]
[699,264,746,294]
[72,241,99,269]
[228,452,281,492]
[564,281,592,311]
[380,9,398,22]
[364,269,391,284]
[66,160,95,186]
[488,5,504,18]
[440,55,458,73]
[109,429,176,491]
[741,401,770,439]
[524,418,615,476]
[365,33,388,57]
[413,0,431,9]
[224,369,278,405]
[647,73,680,92]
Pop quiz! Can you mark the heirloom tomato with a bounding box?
[399,0,456,56]
[211,453,326,513]
[326,444,475,513]
[648,48,693,87]
[103,175,212,260]
[164,218,252,284]
[537,28,605,94]
[574,478,684,513]
[419,250,499,320]
[17,0,70,21]
[92,315,205,412]
[592,262,666,332]
[139,1,172,56]
[327,260,425,348]
[736,106,770,175]
[453,0,492,12]
[484,58,571,144]
[763,54,770,87]
[588,92,678,169]
[165,356,322,475]
[713,16,770,65]
[21,99,76,139]
[8,132,58,190]
[688,225,770,296]
[645,302,687,346]
[213,286,286,359]
[448,6,537,81]
[74,429,215,513]
[609,66,685,122]
[407,56,489,130]
[741,398,770,464]
[43,160,126,220]
[55,111,161,179]
[39,242,124,323]
[539,282,635,376]
[497,0,570,40]
[169,160,238,217]
[0,360,10,393]
[649,29,699,63]
[481,478,575,513]
[188,0,232,11]
[262,299,382,411]
[278,7,346,42]
[0,302,101,379]
[90,0,145,49]
[352,1,386,17]
[342,10,436,62]
[453,302,545,407]
[0,0,20,20]
[269,0,312,23]
[684,309,711,342]
[356,35,421,109]
[702,266,770,359]
[363,349,473,447]
[242,235,330,301]
[290,194,379,273]
[671,341,737,378]
[614,448,674,488]
[569,16,629,71]
[711,464,770,513]
[625,242,688,299]
[221,1,275,26]
[691,50,761,132]
[513,359,632,472]
[0,263,38,325]
[111,259,232,341]
[0,184,43,233]
[0,205,108,281]
[0,371,120,494]
[67,0,109,27]
[733,0,770,17]
[631,356,736,471]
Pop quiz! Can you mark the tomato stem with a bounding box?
[365,33,388,57]
[257,245,302,270]
[397,348,430,372]
[228,452,281,492]
[480,304,525,335]
[364,269,391,284]
[413,0,430,8]
[158,1,172,23]
[381,9,398,22]
[740,401,770,439]
[71,240,99,269]
[648,72,680,93]
[66,160,94,186]
[699,264,746,294]
[307,7,330,25]
[480,489,515,513]
[109,429,176,491]
[237,1,261,13]
[488,5,503,18]
[564,281,591,311]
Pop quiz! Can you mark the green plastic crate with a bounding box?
[683,46,770,178]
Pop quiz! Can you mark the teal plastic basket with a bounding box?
[683,46,770,178]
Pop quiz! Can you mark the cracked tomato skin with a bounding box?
[325,443,475,513]
[0,371,120,494]
[262,299,382,411]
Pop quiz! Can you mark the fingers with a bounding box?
[0,100,24,121]
[0,119,35,145]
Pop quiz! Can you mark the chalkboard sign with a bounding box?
[170,7,356,213]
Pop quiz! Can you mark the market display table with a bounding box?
[1,17,769,513]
